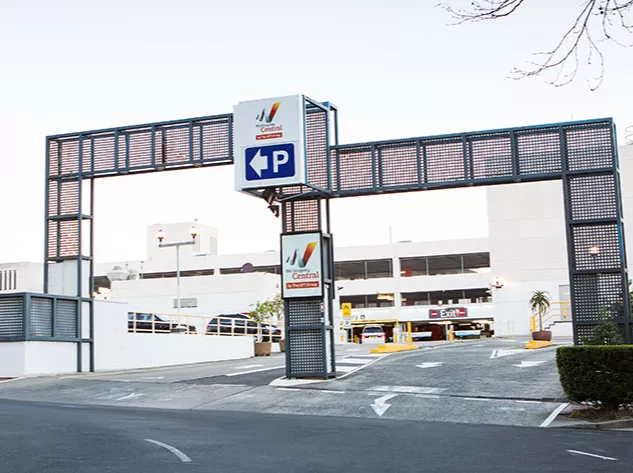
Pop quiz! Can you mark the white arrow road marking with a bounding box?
[249,149,268,177]
[490,349,525,359]
[145,439,192,463]
[371,394,397,417]
[566,450,617,461]
[416,362,443,369]
[513,361,547,368]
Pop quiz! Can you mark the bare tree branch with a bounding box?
[440,0,633,90]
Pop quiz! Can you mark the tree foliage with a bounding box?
[529,290,551,331]
[582,307,625,345]
[249,293,284,324]
[441,0,633,90]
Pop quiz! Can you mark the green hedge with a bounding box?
[557,346,633,409]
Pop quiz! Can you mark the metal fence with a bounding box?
[0,293,80,342]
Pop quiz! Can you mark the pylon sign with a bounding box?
[234,94,307,191]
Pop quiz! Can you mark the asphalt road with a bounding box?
[0,339,570,427]
[1,399,631,473]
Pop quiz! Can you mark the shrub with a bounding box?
[557,346,633,410]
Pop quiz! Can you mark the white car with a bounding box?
[361,325,385,344]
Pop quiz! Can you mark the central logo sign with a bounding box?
[234,95,307,191]
[281,232,323,299]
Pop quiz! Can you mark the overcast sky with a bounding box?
[1,0,631,264]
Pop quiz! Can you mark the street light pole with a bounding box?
[157,224,198,316]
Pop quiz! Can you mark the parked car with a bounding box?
[206,313,282,341]
[361,324,385,344]
[127,312,196,334]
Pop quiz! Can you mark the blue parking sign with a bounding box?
[245,143,296,181]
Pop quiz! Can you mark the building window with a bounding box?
[340,294,395,308]
[428,255,463,275]
[400,253,490,277]
[335,259,393,281]
[174,297,198,309]
[220,266,280,275]
[402,288,491,306]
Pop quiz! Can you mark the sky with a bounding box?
[1,0,632,264]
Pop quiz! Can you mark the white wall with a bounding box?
[487,180,570,336]
[0,341,76,378]
[0,262,43,293]
[109,272,280,318]
[93,300,254,371]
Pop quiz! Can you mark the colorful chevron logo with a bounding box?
[256,102,281,123]
[286,241,318,268]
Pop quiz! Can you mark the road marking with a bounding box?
[513,361,547,368]
[335,358,374,365]
[336,366,357,373]
[414,394,441,399]
[371,394,397,417]
[277,388,300,392]
[235,364,264,369]
[345,348,360,352]
[416,362,443,369]
[490,349,524,359]
[566,450,617,461]
[145,439,192,463]
[318,389,346,394]
[540,402,569,427]
[370,385,444,394]
[226,365,285,377]
[500,407,526,411]
[463,397,491,401]
[0,377,25,384]
[141,376,165,380]
[516,400,542,404]
[116,393,144,401]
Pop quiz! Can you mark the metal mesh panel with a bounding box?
[516,130,562,175]
[470,134,513,178]
[47,220,79,258]
[0,296,24,337]
[305,108,330,189]
[337,147,373,191]
[426,139,465,183]
[379,142,418,187]
[576,323,626,345]
[283,200,320,233]
[48,180,79,216]
[572,273,624,321]
[287,329,324,375]
[30,297,53,337]
[572,224,621,271]
[55,299,78,338]
[286,299,322,327]
[47,115,232,178]
[566,126,613,171]
[568,174,617,221]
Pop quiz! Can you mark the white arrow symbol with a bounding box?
[370,394,397,417]
[249,149,268,177]
[490,349,524,359]
[513,361,547,368]
[416,362,443,369]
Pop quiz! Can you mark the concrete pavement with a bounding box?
[1,398,631,473]
[0,338,571,428]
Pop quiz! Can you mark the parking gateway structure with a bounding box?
[43,93,630,377]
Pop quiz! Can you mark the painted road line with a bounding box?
[566,450,617,461]
[490,348,524,359]
[416,362,443,369]
[235,364,264,369]
[513,361,547,368]
[0,377,25,384]
[335,358,373,365]
[414,394,441,399]
[336,366,357,373]
[277,388,300,392]
[116,393,144,401]
[515,400,542,404]
[226,365,285,377]
[500,407,526,411]
[371,394,398,417]
[318,389,346,394]
[145,439,192,463]
[540,402,570,428]
[370,385,444,394]
[463,397,491,402]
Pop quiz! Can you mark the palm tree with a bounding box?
[529,290,551,332]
